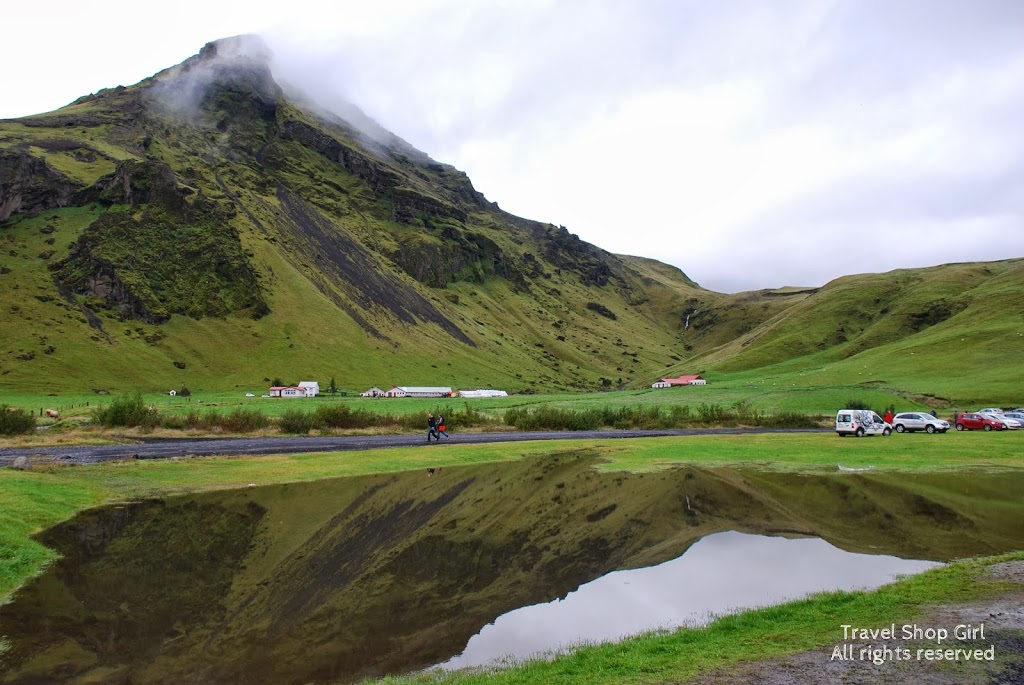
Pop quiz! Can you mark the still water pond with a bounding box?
[440,531,940,669]
[1,454,1022,685]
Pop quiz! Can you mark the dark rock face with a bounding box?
[274,187,473,344]
[54,160,268,323]
[0,150,77,222]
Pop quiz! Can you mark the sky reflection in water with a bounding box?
[441,531,941,668]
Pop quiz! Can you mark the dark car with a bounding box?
[954,413,1007,431]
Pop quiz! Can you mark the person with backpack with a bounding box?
[426,413,439,442]
[437,414,449,439]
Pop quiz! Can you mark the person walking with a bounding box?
[426,413,438,442]
[437,414,449,439]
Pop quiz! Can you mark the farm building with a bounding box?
[384,386,453,398]
[458,389,509,398]
[298,381,320,397]
[268,386,312,398]
[654,375,707,388]
[360,387,386,397]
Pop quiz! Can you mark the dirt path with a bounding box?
[684,561,1024,684]
[0,427,821,466]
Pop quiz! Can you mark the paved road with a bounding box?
[0,427,824,467]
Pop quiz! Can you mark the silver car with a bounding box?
[891,412,949,434]
[978,410,1021,430]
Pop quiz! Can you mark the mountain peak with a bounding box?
[148,34,281,118]
[196,34,272,64]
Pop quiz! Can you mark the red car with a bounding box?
[955,413,1007,431]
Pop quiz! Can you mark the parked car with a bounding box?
[891,412,949,434]
[954,413,1007,431]
[1003,411,1024,423]
[836,409,892,437]
[978,410,1020,429]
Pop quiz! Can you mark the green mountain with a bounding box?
[0,36,1021,400]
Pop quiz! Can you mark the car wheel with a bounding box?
[984,424,992,431]
[955,424,965,431]
[883,427,892,436]
[926,425,935,434]
[895,424,906,433]
[855,427,865,437]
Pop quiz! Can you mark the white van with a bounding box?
[836,409,892,437]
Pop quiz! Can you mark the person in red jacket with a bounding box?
[883,410,893,424]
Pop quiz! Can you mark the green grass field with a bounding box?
[0,383,956,425]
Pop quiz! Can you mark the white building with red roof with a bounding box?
[652,375,707,388]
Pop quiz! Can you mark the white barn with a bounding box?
[458,389,508,398]
[385,386,453,398]
[360,387,385,397]
[298,381,320,397]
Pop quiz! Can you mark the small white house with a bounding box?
[360,387,385,397]
[268,386,310,398]
[298,381,320,397]
[654,375,708,388]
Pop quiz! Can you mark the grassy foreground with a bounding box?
[2,433,1023,683]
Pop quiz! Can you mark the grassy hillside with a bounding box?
[2,36,1022,406]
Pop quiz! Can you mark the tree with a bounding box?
[272,377,283,387]
[328,377,338,394]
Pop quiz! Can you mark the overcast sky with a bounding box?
[4,1,1023,292]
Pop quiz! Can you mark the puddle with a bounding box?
[1,455,1022,684]
[440,530,941,669]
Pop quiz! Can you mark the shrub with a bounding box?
[0,406,35,435]
[279,408,315,434]
[845,399,871,410]
[220,408,270,432]
[159,414,188,430]
[502,403,816,431]
[93,393,159,428]
[314,404,361,429]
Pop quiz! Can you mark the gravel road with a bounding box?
[0,427,823,467]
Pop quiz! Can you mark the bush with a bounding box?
[845,399,871,410]
[0,406,35,435]
[93,393,159,428]
[220,408,270,432]
[503,403,817,431]
[314,404,369,429]
[279,408,315,434]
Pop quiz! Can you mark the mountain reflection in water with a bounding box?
[441,530,940,669]
[1,454,1022,685]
